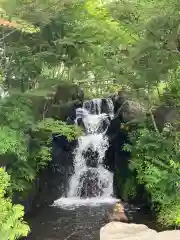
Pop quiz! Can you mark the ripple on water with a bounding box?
[26,201,116,240]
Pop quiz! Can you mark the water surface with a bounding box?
[26,203,113,240]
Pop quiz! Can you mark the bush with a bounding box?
[0,93,83,192]
[124,127,180,226]
[0,94,83,238]
[30,118,83,171]
[0,168,30,240]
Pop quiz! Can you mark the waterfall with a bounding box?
[53,98,116,208]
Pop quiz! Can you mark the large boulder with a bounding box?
[112,86,146,125]
[153,105,179,131]
[115,100,145,124]
[100,222,180,240]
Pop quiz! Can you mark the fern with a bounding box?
[126,127,180,226]
[34,118,83,141]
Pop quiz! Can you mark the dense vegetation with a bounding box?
[0,0,179,238]
[0,93,82,238]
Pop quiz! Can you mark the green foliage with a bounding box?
[162,66,180,107]
[0,0,180,231]
[0,168,30,239]
[124,127,180,226]
[30,118,83,171]
[0,126,26,158]
[117,170,137,201]
[0,94,34,130]
[122,176,137,200]
[0,94,82,191]
[35,118,83,141]
[0,94,37,192]
[0,0,179,96]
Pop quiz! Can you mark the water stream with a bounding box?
[53,98,116,208]
[26,98,162,239]
[27,98,118,239]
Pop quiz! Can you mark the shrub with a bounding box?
[124,127,180,226]
[0,168,30,240]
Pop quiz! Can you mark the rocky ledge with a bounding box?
[100,222,180,240]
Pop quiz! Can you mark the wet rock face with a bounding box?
[112,88,130,113]
[78,170,103,198]
[106,92,147,203]
[101,98,112,114]
[82,146,99,168]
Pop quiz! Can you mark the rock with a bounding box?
[78,169,103,198]
[71,87,84,102]
[54,84,84,103]
[108,202,129,223]
[100,222,180,240]
[101,98,113,115]
[111,87,145,125]
[153,105,179,131]
[82,146,99,168]
[112,87,130,113]
[116,100,145,124]
[41,84,84,120]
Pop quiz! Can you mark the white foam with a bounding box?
[53,98,115,207]
[52,197,118,210]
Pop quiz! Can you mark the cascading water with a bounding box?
[53,98,116,208]
[27,99,159,240]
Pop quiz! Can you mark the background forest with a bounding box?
[0,0,179,238]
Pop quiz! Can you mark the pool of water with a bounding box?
[26,198,164,240]
[26,203,113,240]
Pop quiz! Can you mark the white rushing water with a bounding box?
[53,98,117,208]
